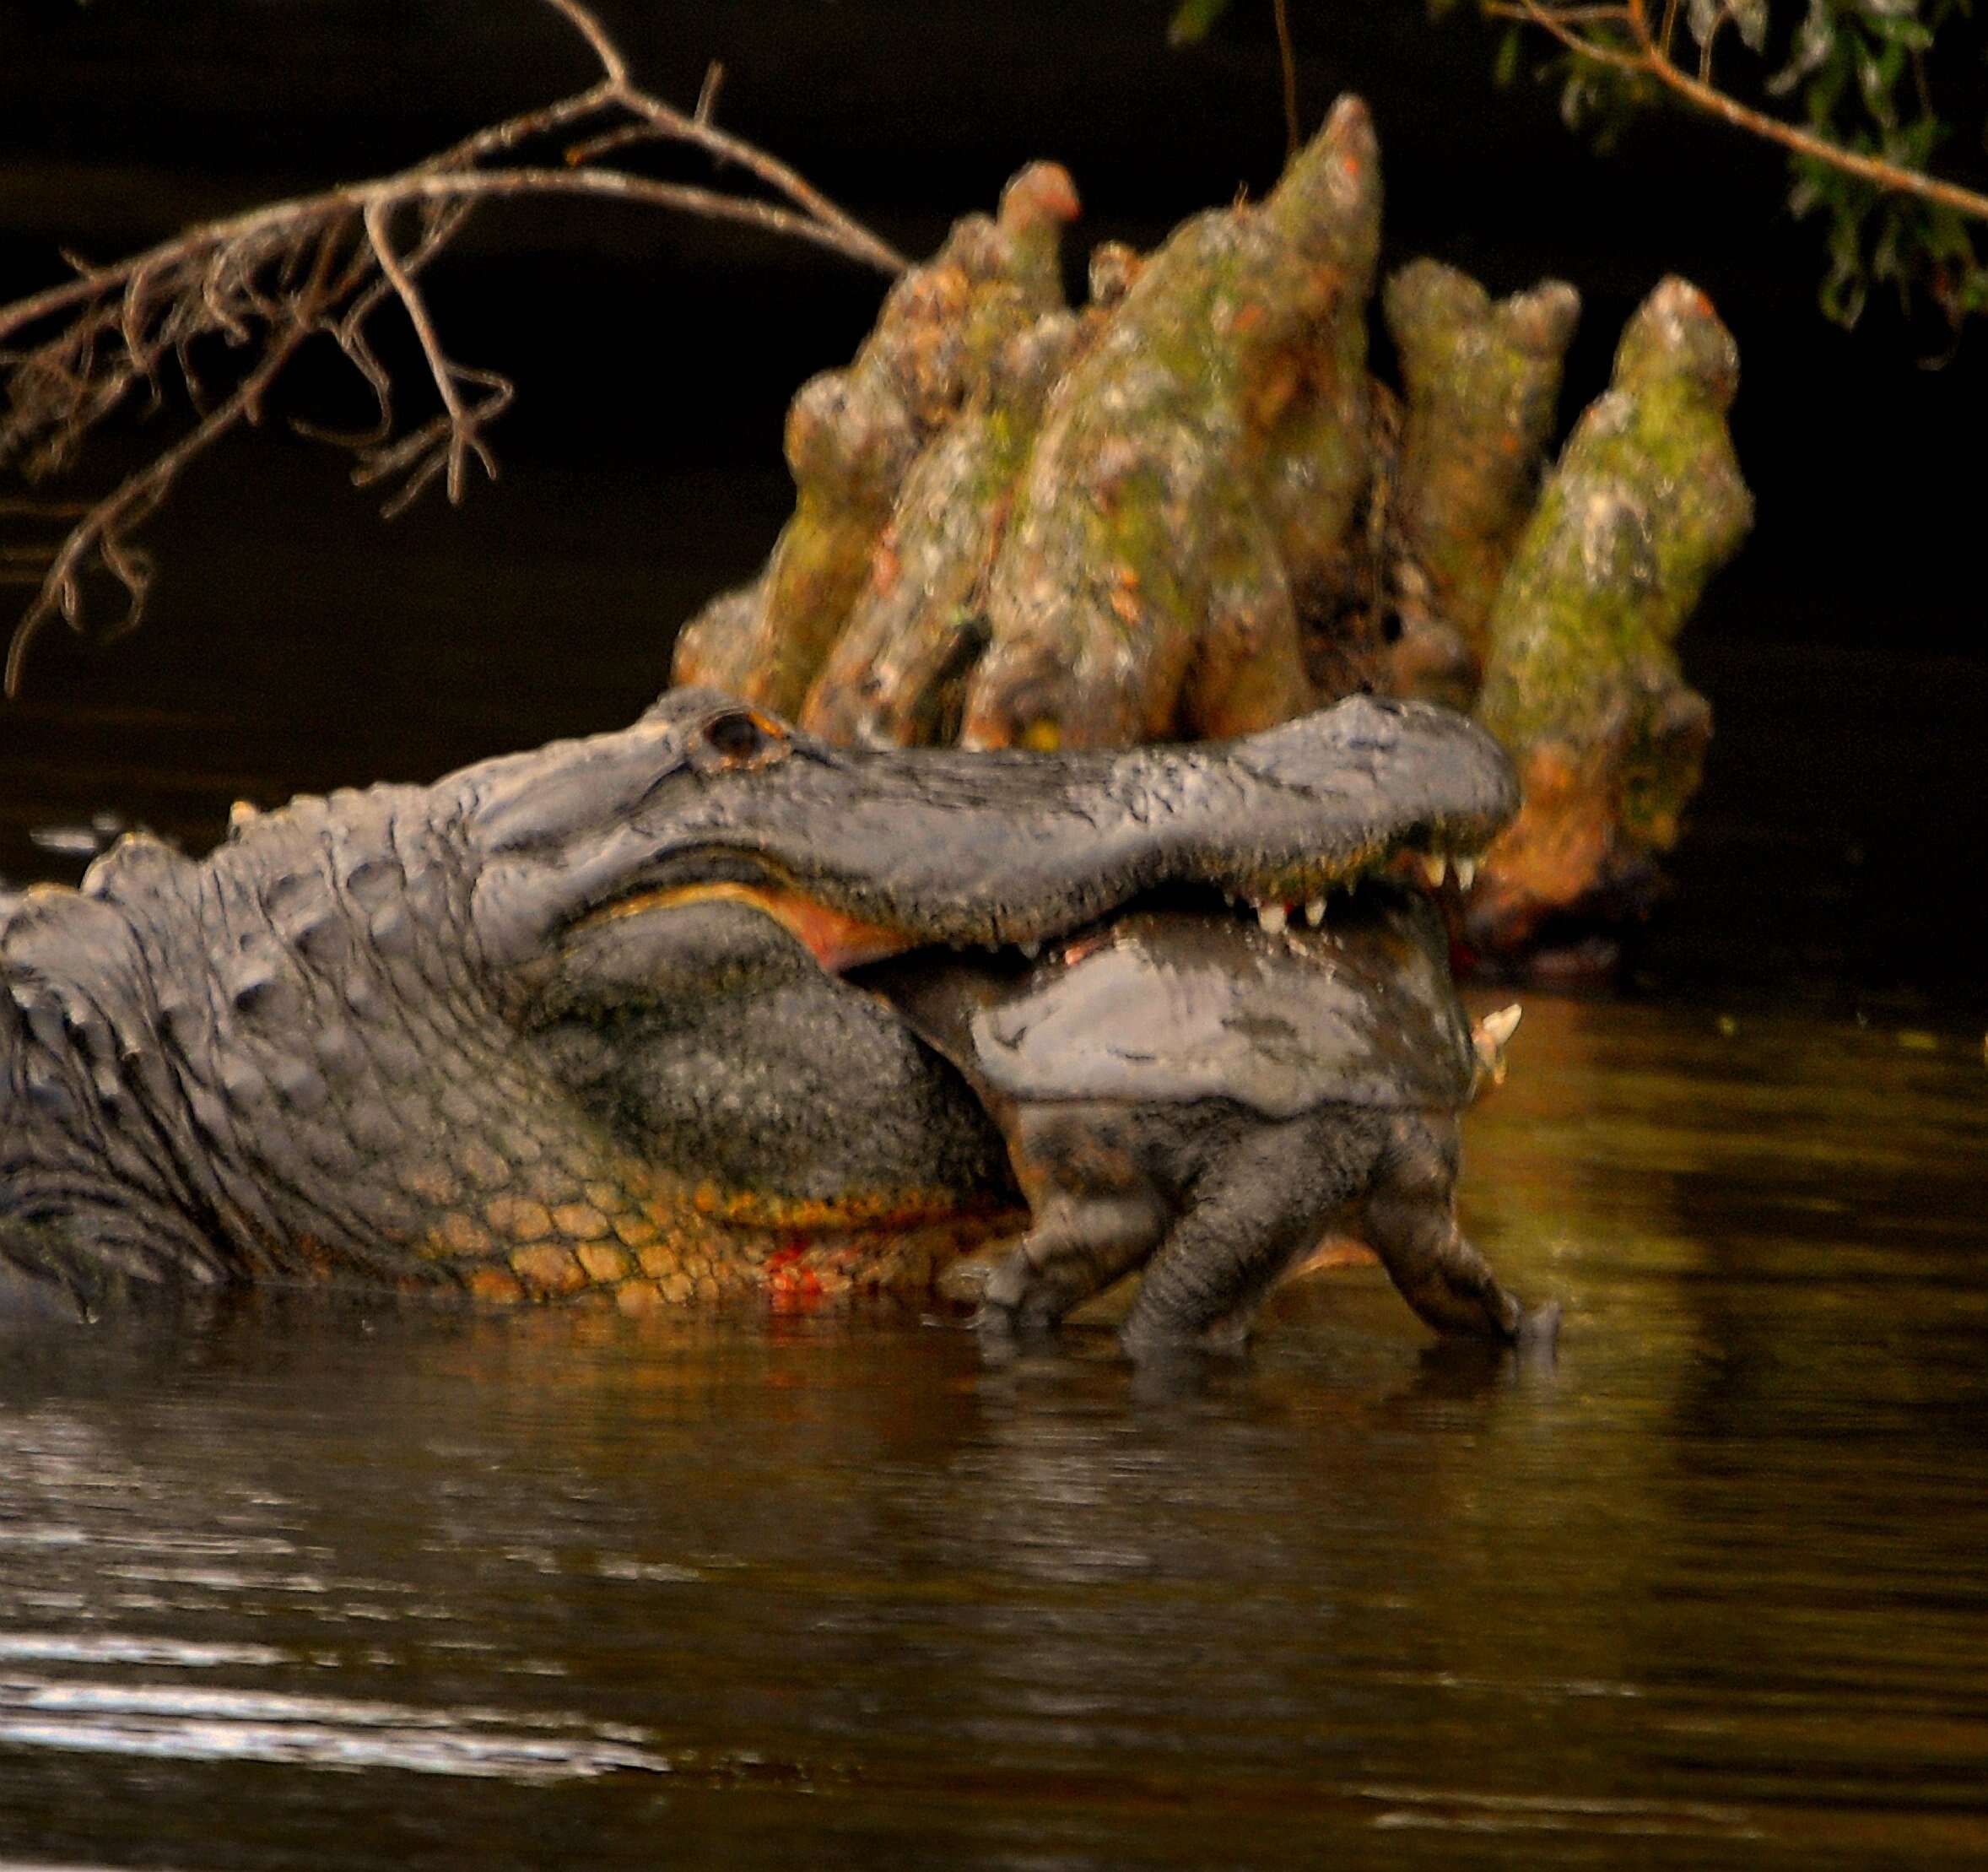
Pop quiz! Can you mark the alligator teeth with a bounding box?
[1304,896,1326,927]
[1454,855,1478,891]
[1416,852,1447,889]
[1018,939,1042,960]
[1256,901,1288,935]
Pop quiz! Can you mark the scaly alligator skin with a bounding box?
[1,687,1515,1327]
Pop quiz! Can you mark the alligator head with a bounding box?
[1,687,1515,1317]
[473,684,1515,971]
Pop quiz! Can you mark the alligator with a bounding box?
[1,686,1534,1344]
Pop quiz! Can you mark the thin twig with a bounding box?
[1486,0,1988,223]
[695,62,726,127]
[1271,0,1301,166]
[605,96,904,273]
[363,202,489,504]
[0,0,908,695]
[4,329,302,695]
[541,0,629,87]
[383,166,905,262]
[0,93,899,354]
[421,82,619,176]
[564,120,666,166]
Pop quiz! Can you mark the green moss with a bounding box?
[1385,260,1580,664]
[676,126,1748,961]
[1475,276,1750,922]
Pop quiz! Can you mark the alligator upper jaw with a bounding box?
[546,689,1519,975]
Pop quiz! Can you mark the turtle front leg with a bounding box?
[976,1191,1170,1334]
[1358,1112,1558,1346]
[1118,1112,1390,1353]
[966,1104,1170,1333]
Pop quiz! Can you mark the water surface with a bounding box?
[3,996,1983,1869]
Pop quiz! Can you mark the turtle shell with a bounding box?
[955,890,1477,1120]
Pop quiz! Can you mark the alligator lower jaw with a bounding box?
[570,879,916,971]
[570,839,1496,972]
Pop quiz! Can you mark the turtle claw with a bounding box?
[976,1253,1069,1340]
[1515,1298,1562,1358]
[936,1245,1007,1306]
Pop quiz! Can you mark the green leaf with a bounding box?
[1769,0,1836,97]
[1872,17,1934,51]
[1471,0,1986,343]
[1168,0,1232,47]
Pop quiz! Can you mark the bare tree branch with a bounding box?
[0,0,905,696]
[362,200,497,506]
[8,322,296,696]
[542,0,630,86]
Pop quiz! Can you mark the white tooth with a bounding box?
[1223,890,1238,907]
[1417,852,1446,889]
[1480,1004,1522,1048]
[1304,897,1326,927]
[1454,855,1478,891]
[1256,901,1288,935]
[1018,939,1041,960]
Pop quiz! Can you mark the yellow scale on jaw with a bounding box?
[574,880,919,973]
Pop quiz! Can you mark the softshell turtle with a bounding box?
[869,882,1555,1350]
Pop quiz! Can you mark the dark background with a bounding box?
[1,1,1982,1016]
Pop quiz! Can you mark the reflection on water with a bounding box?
[1,997,1984,1868]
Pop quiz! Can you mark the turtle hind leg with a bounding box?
[1118,1110,1392,1355]
[1359,1111,1554,1345]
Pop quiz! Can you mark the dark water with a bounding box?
[2,997,1984,1869]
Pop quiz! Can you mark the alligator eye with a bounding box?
[694,707,789,772]
[705,711,766,760]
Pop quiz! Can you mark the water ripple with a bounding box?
[0,1636,286,1669]
[0,1676,668,1782]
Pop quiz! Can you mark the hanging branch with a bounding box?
[1481,1,1988,224]
[0,0,904,697]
